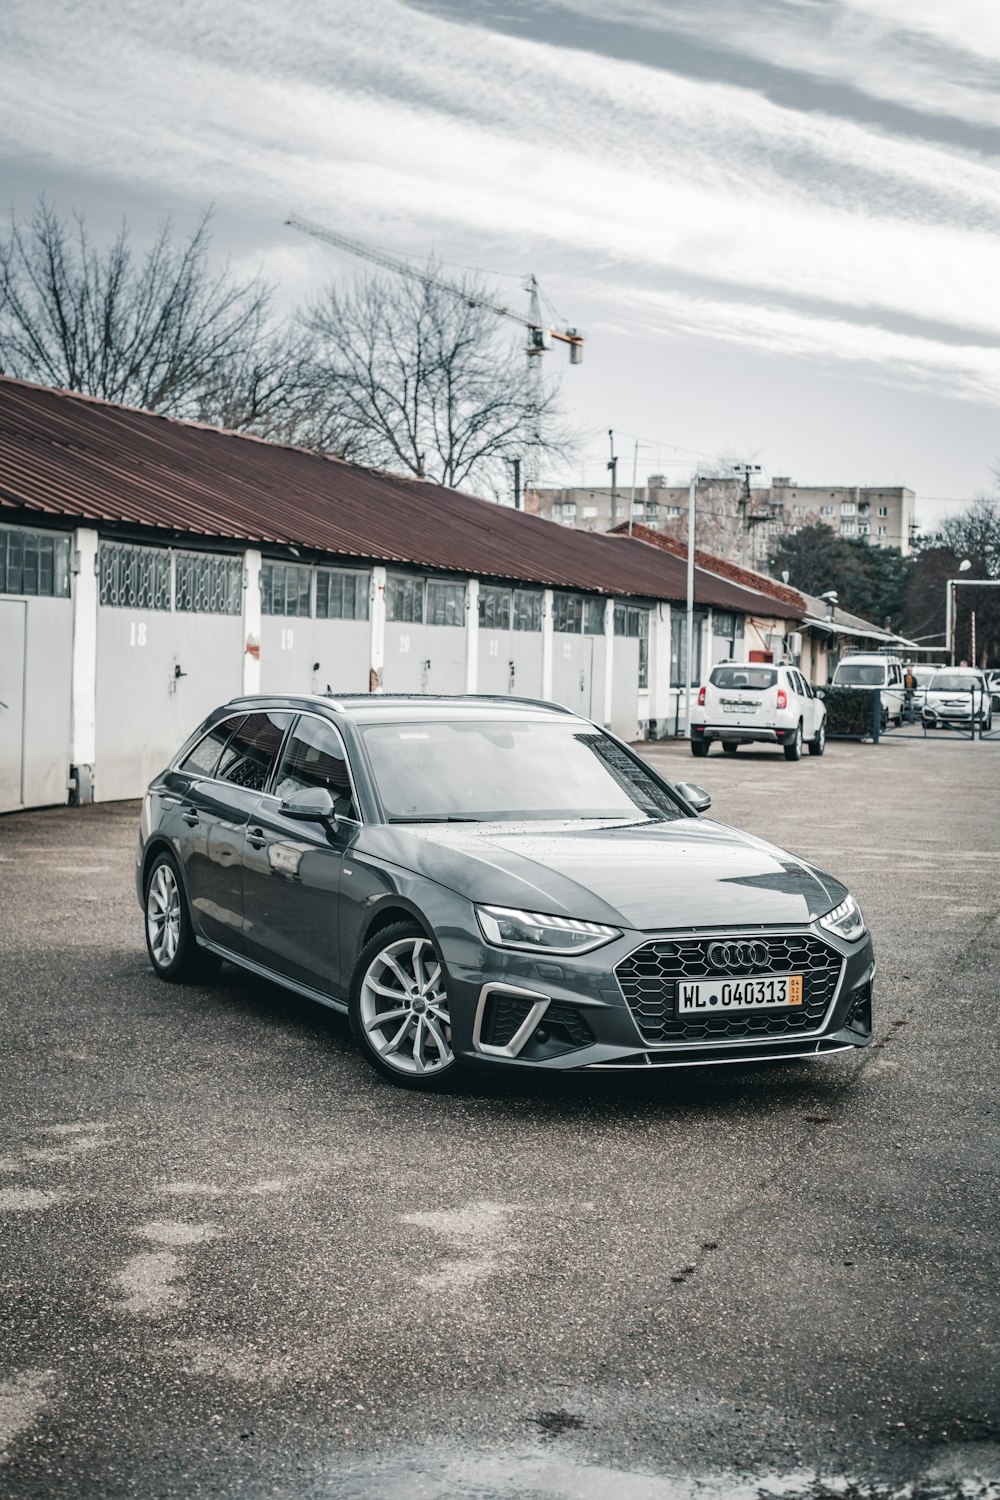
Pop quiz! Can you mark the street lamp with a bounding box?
[945,559,972,665]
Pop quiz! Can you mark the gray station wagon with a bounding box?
[137,694,875,1088]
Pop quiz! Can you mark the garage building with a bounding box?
[0,378,802,811]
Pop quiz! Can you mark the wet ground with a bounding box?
[0,734,998,1499]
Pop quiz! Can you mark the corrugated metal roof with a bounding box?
[0,378,801,617]
[609,522,809,612]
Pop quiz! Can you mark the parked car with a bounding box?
[137,694,874,1088]
[921,669,993,731]
[986,671,1000,713]
[830,653,906,724]
[690,663,826,760]
[906,664,945,718]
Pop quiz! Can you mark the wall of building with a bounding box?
[2,523,684,809]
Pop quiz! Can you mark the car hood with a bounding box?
[356,817,847,930]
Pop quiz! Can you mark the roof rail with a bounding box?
[319,692,577,715]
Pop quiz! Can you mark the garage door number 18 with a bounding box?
[129,621,147,647]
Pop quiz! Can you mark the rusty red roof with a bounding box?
[610,522,809,611]
[0,378,801,618]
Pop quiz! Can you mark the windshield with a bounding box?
[928,673,984,693]
[361,719,685,823]
[834,663,887,685]
[710,667,776,691]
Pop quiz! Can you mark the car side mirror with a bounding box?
[674,781,712,813]
[816,689,826,700]
[279,786,339,824]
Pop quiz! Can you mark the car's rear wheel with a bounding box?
[722,742,738,755]
[808,720,826,757]
[144,851,221,983]
[349,922,458,1090]
[783,721,803,761]
[690,739,710,758]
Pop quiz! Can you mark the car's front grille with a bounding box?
[614,933,842,1045]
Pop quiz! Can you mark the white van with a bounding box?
[830,653,906,724]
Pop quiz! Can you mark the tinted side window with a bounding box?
[178,716,245,778]
[216,712,293,793]
[274,717,358,819]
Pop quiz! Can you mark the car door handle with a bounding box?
[182,810,199,826]
[246,827,268,850]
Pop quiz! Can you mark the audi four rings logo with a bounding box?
[707,940,769,970]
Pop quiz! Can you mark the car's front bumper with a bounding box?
[439,920,875,1073]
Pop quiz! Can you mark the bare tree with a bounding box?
[0,199,293,430]
[300,265,573,496]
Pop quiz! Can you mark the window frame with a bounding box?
[270,712,363,823]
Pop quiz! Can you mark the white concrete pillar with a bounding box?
[541,588,554,702]
[69,528,99,800]
[465,578,479,694]
[602,597,615,727]
[369,565,387,692]
[648,603,671,735]
[242,548,262,695]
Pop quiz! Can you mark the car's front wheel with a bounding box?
[808,720,826,756]
[349,922,458,1089]
[144,851,220,983]
[783,721,803,761]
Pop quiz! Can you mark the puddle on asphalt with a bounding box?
[304,1442,1000,1500]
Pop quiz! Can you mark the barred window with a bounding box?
[583,598,605,634]
[99,541,171,610]
[0,527,71,598]
[316,568,370,621]
[479,586,511,630]
[426,581,467,627]
[513,590,542,632]
[175,551,242,614]
[614,604,627,636]
[552,593,583,633]
[261,562,312,617]
[712,610,736,638]
[386,574,424,623]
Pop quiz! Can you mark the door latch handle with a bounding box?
[246,827,267,849]
[182,810,199,826]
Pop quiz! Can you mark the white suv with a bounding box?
[691,663,826,761]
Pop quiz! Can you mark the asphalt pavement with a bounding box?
[0,734,998,1500]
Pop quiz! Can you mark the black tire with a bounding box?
[722,742,738,755]
[144,850,221,983]
[783,721,803,761]
[808,720,826,757]
[690,739,710,758]
[349,921,459,1091]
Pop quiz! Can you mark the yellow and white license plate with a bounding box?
[678,975,803,1013]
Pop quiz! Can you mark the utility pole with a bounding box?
[685,474,698,738]
[608,430,619,528]
[510,456,522,512]
[627,439,640,537]
[734,463,763,568]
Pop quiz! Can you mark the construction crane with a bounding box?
[286,212,584,497]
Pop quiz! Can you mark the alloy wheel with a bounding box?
[359,936,453,1076]
[147,863,181,969]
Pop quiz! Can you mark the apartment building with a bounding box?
[528,475,917,567]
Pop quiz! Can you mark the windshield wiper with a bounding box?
[387,815,481,823]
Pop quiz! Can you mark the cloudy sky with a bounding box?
[2,0,999,533]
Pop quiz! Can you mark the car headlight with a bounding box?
[819,895,866,942]
[476,905,621,955]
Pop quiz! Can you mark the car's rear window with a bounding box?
[709,667,776,691]
[834,663,887,686]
